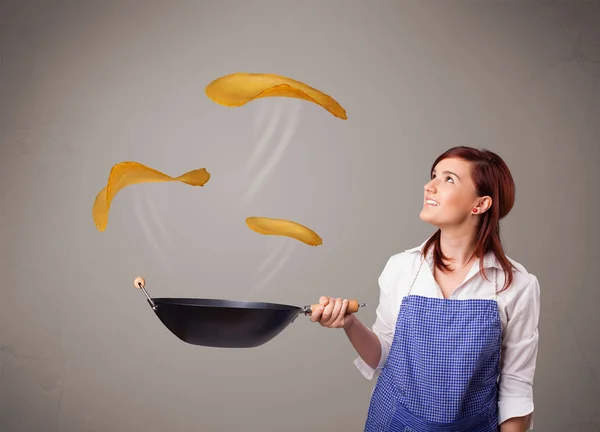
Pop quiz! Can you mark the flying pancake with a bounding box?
[205,72,347,120]
[93,161,210,232]
[245,216,323,246]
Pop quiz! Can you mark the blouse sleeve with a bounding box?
[354,256,398,380]
[498,274,541,429]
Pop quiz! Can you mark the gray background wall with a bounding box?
[1,1,599,431]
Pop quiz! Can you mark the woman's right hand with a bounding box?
[309,296,354,329]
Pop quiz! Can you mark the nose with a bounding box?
[424,179,436,194]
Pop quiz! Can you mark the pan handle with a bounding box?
[301,300,366,316]
[133,276,157,311]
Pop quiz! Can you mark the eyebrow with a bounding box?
[432,169,461,180]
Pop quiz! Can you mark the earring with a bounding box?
[473,208,478,213]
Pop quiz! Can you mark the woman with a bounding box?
[311,146,540,432]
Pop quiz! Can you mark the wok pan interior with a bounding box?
[151,297,303,348]
[154,297,300,310]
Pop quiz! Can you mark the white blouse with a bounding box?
[354,239,541,429]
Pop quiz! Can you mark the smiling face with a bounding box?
[419,157,491,229]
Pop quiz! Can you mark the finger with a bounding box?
[310,305,324,323]
[332,299,349,328]
[319,296,330,306]
[333,297,344,325]
[321,297,335,323]
[325,297,343,327]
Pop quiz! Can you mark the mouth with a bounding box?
[425,198,440,207]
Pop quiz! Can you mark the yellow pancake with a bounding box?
[93,162,210,232]
[245,216,323,246]
[205,72,347,120]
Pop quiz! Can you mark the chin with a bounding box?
[419,208,442,228]
[419,209,434,223]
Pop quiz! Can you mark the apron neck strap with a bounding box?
[407,257,424,296]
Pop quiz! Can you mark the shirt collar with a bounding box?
[405,236,502,270]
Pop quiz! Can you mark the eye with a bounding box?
[445,176,454,183]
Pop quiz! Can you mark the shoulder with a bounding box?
[375,244,423,297]
[379,242,424,283]
[499,255,541,305]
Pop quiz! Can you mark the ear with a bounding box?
[472,196,492,215]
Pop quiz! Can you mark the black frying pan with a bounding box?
[133,277,366,348]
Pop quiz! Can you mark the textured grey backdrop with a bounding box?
[1,1,599,431]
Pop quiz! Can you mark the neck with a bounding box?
[438,226,477,269]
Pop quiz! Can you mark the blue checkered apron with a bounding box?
[364,258,502,432]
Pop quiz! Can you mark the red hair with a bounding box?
[422,146,516,291]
